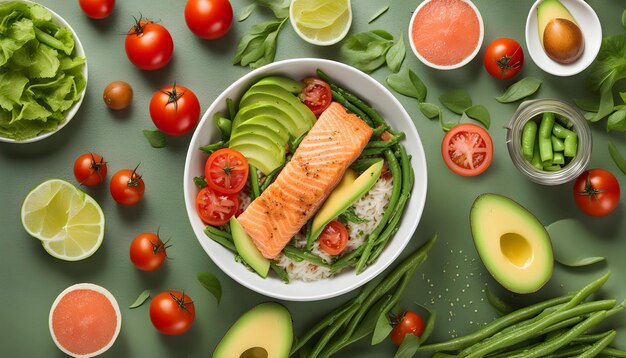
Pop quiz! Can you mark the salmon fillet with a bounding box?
[237,102,374,259]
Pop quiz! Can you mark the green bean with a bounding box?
[552,122,574,139]
[330,245,364,273]
[522,120,538,161]
[204,228,236,252]
[601,347,626,357]
[199,141,227,153]
[574,328,615,358]
[564,132,578,157]
[551,136,565,152]
[34,28,69,53]
[214,114,232,141]
[282,246,331,268]
[358,147,388,157]
[371,125,389,138]
[530,135,543,170]
[365,132,405,149]
[226,98,236,121]
[289,132,308,153]
[535,316,583,336]
[270,262,289,283]
[544,164,562,171]
[248,165,260,200]
[563,272,610,310]
[373,193,408,247]
[331,90,374,127]
[544,344,590,358]
[351,157,384,173]
[204,225,232,240]
[304,219,314,252]
[260,163,285,192]
[555,113,574,129]
[539,112,555,162]
[572,331,613,344]
[552,152,565,165]
[290,300,355,354]
[305,302,362,358]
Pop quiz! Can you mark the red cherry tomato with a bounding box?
[483,38,524,80]
[78,0,115,19]
[204,148,249,194]
[390,311,425,346]
[184,0,233,40]
[129,232,168,272]
[149,290,195,336]
[573,169,620,217]
[73,152,107,186]
[441,123,493,177]
[301,77,332,116]
[196,187,239,226]
[110,166,145,205]
[319,220,349,256]
[149,83,201,136]
[125,19,174,70]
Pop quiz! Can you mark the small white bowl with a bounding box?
[0,0,88,144]
[289,0,352,46]
[408,0,484,70]
[183,59,428,301]
[525,0,601,77]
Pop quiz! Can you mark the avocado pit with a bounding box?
[500,233,533,268]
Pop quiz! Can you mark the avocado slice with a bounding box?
[253,76,303,94]
[231,117,290,144]
[230,217,270,278]
[232,103,302,138]
[311,161,384,240]
[213,302,293,358]
[537,0,578,39]
[240,85,316,129]
[229,136,285,175]
[470,194,554,294]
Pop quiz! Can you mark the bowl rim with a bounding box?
[408,0,485,70]
[0,0,88,144]
[183,58,428,301]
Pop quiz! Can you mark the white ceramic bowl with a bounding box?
[183,59,428,301]
[408,0,484,70]
[289,0,353,46]
[0,0,88,144]
[525,0,601,77]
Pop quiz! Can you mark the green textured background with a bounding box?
[1,0,625,356]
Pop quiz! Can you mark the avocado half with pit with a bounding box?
[536,0,584,64]
[470,193,553,294]
[213,302,293,358]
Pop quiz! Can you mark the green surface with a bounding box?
[1,0,625,357]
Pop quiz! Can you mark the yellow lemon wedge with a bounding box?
[290,0,352,46]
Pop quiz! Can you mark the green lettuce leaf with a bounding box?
[0,71,28,111]
[11,40,60,78]
[11,95,51,122]
[0,18,35,66]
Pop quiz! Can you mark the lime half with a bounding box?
[21,179,105,261]
[290,0,352,46]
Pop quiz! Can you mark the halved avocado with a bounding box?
[252,76,303,94]
[311,161,384,240]
[213,302,293,358]
[229,141,284,175]
[537,0,578,37]
[239,85,316,129]
[230,217,270,278]
[232,103,302,138]
[231,118,290,144]
[470,193,554,294]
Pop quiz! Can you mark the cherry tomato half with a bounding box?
[78,0,115,19]
[319,220,349,256]
[205,148,249,194]
[441,123,493,177]
[110,166,145,205]
[149,290,195,336]
[73,152,107,186]
[184,0,233,40]
[483,38,524,80]
[125,19,174,70]
[196,187,239,226]
[301,77,332,116]
[130,232,168,272]
[573,169,620,217]
[149,83,201,136]
[390,311,425,346]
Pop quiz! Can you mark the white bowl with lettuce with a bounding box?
[0,0,87,143]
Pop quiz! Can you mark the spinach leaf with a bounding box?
[418,102,440,120]
[394,335,421,358]
[194,176,208,189]
[256,0,290,18]
[574,96,600,112]
[197,271,222,304]
[369,6,389,24]
[607,109,626,132]
[233,18,287,69]
[371,312,393,345]
[609,141,626,175]
[464,104,491,129]
[142,129,167,148]
[339,207,368,224]
[341,30,394,73]
[439,89,472,114]
[386,34,405,73]
[588,34,626,121]
[237,3,257,22]
[129,289,150,309]
[386,66,426,102]
[495,77,542,103]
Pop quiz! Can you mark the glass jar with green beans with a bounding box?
[506,99,591,185]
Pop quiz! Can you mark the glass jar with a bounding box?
[505,99,592,185]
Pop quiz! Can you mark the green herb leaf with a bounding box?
[129,289,150,309]
[386,34,405,73]
[341,30,394,73]
[369,6,389,24]
[546,218,608,269]
[197,271,222,304]
[339,206,368,224]
[386,66,426,102]
[495,77,542,103]
[418,102,440,120]
[394,334,421,358]
[464,104,491,129]
[237,3,257,22]
[439,90,472,115]
[607,109,626,132]
[416,304,436,345]
[372,312,393,345]
[575,96,600,112]
[609,141,626,175]
[142,129,167,148]
[256,0,290,18]
[588,34,626,121]
[233,18,287,69]
[194,176,208,189]
[351,294,393,344]
[622,9,626,30]
[556,256,606,267]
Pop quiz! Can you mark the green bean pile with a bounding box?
[522,112,578,171]
[420,272,626,357]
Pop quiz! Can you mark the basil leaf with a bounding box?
[256,0,290,18]
[495,77,542,103]
[464,104,491,129]
[394,334,421,358]
[142,129,167,148]
[386,66,426,102]
[197,271,222,304]
[129,289,150,309]
[439,89,472,114]
[233,19,286,69]
[237,3,257,22]
[371,312,393,345]
[609,141,626,175]
[418,102,440,120]
[622,9,626,30]
[556,256,605,267]
[341,30,394,73]
[575,96,600,112]
[588,35,626,121]
[386,34,405,73]
[194,176,208,189]
[369,6,389,24]
[546,219,607,268]
[607,109,626,132]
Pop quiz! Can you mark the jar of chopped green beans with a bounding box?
[506,99,592,185]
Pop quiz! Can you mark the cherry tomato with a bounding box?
[103,81,133,110]
[184,0,233,40]
[149,83,201,136]
[110,166,145,205]
[319,220,349,256]
[441,123,493,177]
[390,311,425,346]
[130,232,169,271]
[483,38,524,80]
[78,0,114,19]
[196,187,239,226]
[204,148,249,194]
[73,152,107,186]
[301,78,332,116]
[573,169,620,217]
[125,19,174,70]
[149,290,195,336]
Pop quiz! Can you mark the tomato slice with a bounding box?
[319,220,349,256]
[205,148,249,194]
[441,123,493,176]
[301,77,332,116]
[196,187,239,226]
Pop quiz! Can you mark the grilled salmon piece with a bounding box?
[237,102,373,259]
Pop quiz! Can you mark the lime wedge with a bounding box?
[290,0,352,46]
[21,179,105,261]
